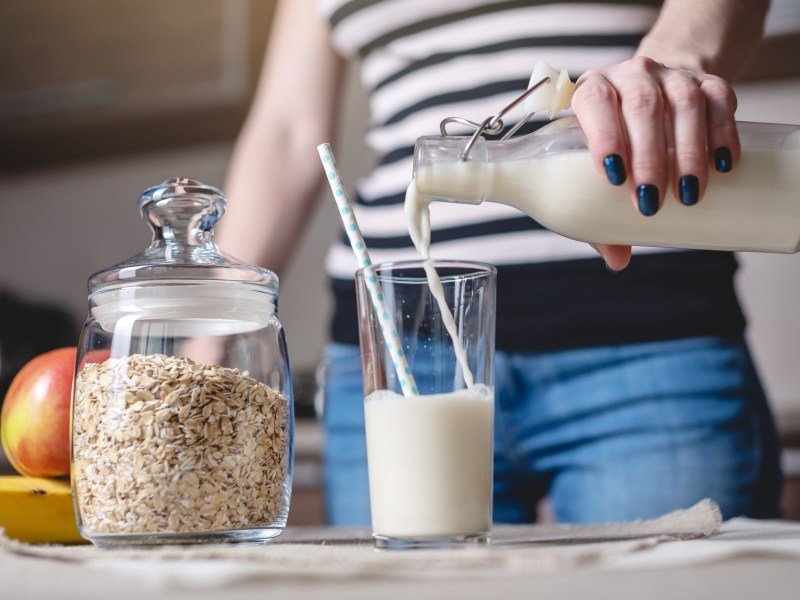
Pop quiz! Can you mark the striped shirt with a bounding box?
[317,0,745,351]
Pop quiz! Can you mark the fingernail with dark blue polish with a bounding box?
[637,184,659,216]
[714,147,732,173]
[679,175,699,206]
[603,154,626,186]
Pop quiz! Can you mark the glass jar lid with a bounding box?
[88,178,277,335]
[89,178,277,294]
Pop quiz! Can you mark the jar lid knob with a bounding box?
[138,178,227,242]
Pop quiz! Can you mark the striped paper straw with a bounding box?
[317,143,419,397]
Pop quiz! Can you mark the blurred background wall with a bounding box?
[1,0,799,520]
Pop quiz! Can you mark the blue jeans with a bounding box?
[323,336,782,525]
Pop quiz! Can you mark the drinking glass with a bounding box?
[355,260,496,549]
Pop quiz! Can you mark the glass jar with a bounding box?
[71,178,294,546]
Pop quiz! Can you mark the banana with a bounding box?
[0,476,86,544]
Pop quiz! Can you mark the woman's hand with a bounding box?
[571,56,740,271]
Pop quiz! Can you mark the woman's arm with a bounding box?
[217,0,344,273]
[571,0,769,271]
[637,0,769,79]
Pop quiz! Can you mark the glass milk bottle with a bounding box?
[71,178,294,546]
[411,117,800,253]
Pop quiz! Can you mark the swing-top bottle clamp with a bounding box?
[438,76,551,162]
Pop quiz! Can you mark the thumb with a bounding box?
[591,243,632,272]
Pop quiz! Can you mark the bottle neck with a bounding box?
[413,159,489,206]
[412,137,490,206]
[411,116,586,206]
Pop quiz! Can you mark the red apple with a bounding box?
[1,347,77,477]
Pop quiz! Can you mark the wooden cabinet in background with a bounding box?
[0,0,275,170]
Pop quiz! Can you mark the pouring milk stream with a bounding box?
[403,61,581,389]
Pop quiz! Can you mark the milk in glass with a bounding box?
[365,385,494,539]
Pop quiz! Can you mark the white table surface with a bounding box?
[2,519,799,600]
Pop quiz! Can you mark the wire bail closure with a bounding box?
[439,76,551,161]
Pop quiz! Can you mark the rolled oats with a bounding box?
[73,354,290,536]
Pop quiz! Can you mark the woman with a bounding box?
[219,0,782,524]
